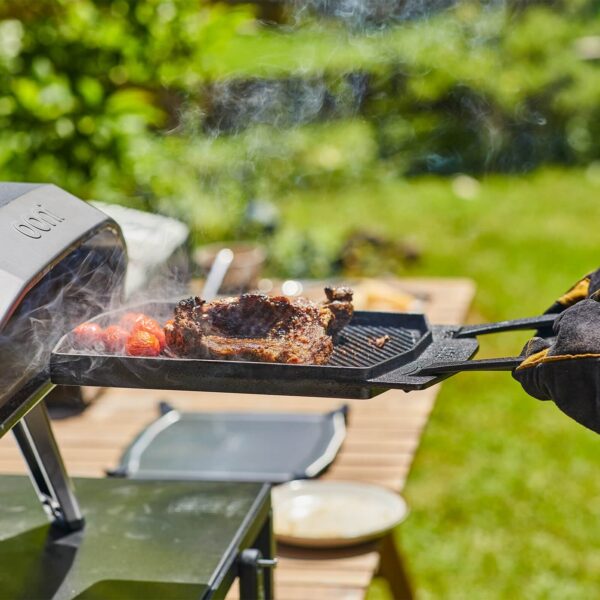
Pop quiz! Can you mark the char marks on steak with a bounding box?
[166,288,353,364]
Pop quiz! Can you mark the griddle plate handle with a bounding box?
[454,313,557,338]
[417,314,558,376]
[417,356,522,376]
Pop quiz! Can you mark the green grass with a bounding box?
[276,167,600,598]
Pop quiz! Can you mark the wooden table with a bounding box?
[0,277,474,600]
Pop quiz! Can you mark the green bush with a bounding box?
[208,3,600,174]
[115,119,378,244]
[363,4,600,173]
[0,0,253,197]
[1,1,600,244]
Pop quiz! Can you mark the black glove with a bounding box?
[513,298,600,434]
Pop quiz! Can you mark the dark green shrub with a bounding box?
[0,0,253,198]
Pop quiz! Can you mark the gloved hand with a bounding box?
[513,297,600,434]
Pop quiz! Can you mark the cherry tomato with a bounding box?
[132,316,166,350]
[102,325,129,353]
[126,330,161,357]
[72,322,104,350]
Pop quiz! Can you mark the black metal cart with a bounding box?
[0,476,274,599]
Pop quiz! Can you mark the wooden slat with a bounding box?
[333,452,413,468]
[0,446,119,462]
[276,587,364,600]
[275,569,374,587]
[277,555,379,571]
[340,439,419,453]
[344,428,424,441]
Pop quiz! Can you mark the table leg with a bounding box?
[376,532,413,600]
[255,510,275,600]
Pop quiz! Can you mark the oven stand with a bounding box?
[12,397,84,531]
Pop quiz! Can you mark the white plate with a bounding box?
[272,480,409,548]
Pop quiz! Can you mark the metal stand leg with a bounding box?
[12,401,84,531]
[239,511,276,600]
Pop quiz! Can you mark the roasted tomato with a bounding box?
[126,330,161,357]
[102,325,129,353]
[119,312,145,331]
[72,322,104,350]
[132,316,166,350]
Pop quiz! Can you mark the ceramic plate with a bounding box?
[272,480,408,548]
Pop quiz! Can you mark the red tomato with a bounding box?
[132,316,166,350]
[102,325,129,353]
[72,322,104,350]
[118,312,145,331]
[126,330,161,357]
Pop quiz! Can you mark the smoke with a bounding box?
[0,0,558,415]
[0,226,126,429]
[291,0,456,28]
[202,74,369,135]
[0,202,202,424]
[205,78,329,133]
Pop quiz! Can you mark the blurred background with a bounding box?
[1,0,600,597]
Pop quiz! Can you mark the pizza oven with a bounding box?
[0,182,127,529]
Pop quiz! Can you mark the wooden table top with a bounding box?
[0,277,475,600]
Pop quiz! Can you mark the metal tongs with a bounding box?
[417,313,557,376]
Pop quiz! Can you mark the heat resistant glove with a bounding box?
[513,297,600,434]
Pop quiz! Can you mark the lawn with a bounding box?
[276,167,600,598]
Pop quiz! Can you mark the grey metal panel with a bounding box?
[0,184,108,279]
[0,183,124,330]
[118,407,347,483]
[0,182,41,208]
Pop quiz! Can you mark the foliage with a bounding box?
[208,3,600,174]
[2,1,600,219]
[0,0,253,196]
[369,4,600,173]
[2,2,600,213]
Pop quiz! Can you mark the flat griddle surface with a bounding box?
[50,302,479,398]
[115,405,348,483]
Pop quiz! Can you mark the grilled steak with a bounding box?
[165,288,353,364]
[322,286,354,338]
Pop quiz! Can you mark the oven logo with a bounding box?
[12,204,66,239]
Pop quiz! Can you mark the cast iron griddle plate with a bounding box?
[115,405,348,483]
[50,302,479,399]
